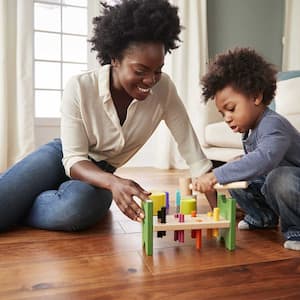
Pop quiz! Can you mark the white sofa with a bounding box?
[198,71,300,162]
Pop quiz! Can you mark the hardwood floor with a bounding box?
[0,167,299,299]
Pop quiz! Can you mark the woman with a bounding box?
[0,0,212,232]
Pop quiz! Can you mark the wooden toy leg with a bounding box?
[142,200,153,256]
[196,230,202,249]
[218,195,236,250]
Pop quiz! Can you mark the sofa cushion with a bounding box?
[205,121,243,148]
[202,146,244,162]
[275,76,300,124]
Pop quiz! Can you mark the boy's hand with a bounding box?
[205,190,218,209]
[193,172,218,193]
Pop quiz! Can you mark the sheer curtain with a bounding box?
[126,0,208,168]
[282,0,300,70]
[0,0,35,172]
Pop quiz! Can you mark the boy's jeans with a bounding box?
[0,139,113,232]
[230,166,300,241]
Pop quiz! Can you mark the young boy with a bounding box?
[194,48,300,251]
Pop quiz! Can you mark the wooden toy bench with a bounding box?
[142,181,248,256]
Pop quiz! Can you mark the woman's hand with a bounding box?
[70,161,151,222]
[193,171,218,193]
[110,175,151,222]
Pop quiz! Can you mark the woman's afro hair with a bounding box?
[201,47,277,105]
[89,0,182,65]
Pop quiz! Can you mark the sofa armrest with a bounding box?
[275,71,300,131]
[198,99,223,146]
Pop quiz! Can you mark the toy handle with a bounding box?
[189,181,248,191]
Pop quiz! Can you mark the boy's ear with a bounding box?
[254,93,263,105]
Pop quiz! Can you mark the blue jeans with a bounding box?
[230,166,300,241]
[0,139,114,232]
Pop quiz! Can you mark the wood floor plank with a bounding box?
[1,257,299,300]
[0,167,299,299]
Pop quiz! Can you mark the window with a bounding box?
[33,0,88,118]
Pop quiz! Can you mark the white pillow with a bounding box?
[275,77,300,116]
[285,115,300,132]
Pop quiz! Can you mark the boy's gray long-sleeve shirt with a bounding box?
[214,108,300,184]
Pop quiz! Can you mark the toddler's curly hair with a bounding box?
[201,47,277,105]
[89,0,182,65]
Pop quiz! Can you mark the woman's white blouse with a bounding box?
[61,65,212,177]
